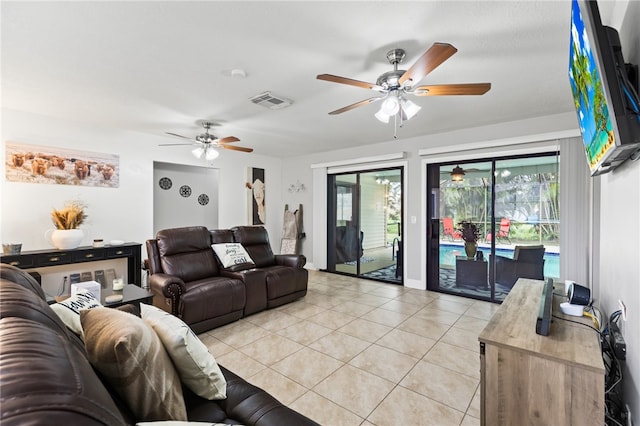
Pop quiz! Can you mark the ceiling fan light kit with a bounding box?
[317,43,491,137]
[162,120,253,160]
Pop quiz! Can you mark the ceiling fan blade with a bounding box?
[218,136,240,144]
[328,97,381,115]
[413,83,492,96]
[165,131,195,140]
[317,74,384,91]
[398,43,458,86]
[221,144,253,153]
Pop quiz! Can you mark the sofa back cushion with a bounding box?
[210,229,234,244]
[0,270,128,426]
[0,316,129,426]
[0,276,85,352]
[156,226,219,282]
[231,226,275,268]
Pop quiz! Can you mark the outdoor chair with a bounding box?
[442,217,462,241]
[485,217,511,243]
[492,244,545,288]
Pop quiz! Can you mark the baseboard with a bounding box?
[404,278,425,290]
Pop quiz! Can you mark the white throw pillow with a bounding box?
[140,303,227,400]
[211,242,254,268]
[50,290,102,337]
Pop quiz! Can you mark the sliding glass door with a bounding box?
[327,167,403,284]
[427,154,559,302]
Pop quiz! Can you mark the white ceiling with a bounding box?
[2,1,579,158]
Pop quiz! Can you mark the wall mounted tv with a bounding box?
[569,0,640,176]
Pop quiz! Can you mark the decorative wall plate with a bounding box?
[158,177,172,190]
[198,194,209,206]
[179,185,192,197]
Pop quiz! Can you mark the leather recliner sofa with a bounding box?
[0,263,318,426]
[146,225,308,333]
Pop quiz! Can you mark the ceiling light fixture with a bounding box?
[450,165,466,182]
[375,91,422,139]
[192,145,219,161]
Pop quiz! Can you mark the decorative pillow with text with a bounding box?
[50,290,102,337]
[211,243,255,269]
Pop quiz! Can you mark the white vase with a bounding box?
[48,229,84,250]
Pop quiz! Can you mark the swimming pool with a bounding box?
[439,243,559,278]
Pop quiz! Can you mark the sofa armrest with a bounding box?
[274,254,306,268]
[148,273,186,316]
[219,366,319,426]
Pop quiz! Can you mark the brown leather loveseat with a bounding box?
[146,225,308,333]
[0,263,318,426]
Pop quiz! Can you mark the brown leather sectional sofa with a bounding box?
[0,263,318,425]
[146,225,308,333]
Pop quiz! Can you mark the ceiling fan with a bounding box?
[317,43,491,124]
[161,121,253,160]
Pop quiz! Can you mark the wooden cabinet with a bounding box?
[478,278,604,425]
[0,243,142,286]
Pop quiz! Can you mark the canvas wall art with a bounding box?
[5,142,119,188]
[246,167,265,225]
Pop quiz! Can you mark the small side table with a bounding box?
[455,256,488,289]
[101,284,154,309]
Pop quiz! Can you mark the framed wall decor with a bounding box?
[5,142,119,188]
[246,167,265,225]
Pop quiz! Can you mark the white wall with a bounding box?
[597,0,640,419]
[1,108,285,254]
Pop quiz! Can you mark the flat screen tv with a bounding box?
[569,0,640,176]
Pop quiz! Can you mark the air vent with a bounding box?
[249,91,292,110]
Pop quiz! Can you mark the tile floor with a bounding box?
[198,270,501,426]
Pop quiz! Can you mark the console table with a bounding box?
[0,243,142,286]
[478,278,604,425]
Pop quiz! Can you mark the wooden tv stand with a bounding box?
[478,278,604,425]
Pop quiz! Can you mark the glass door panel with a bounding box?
[327,168,403,284]
[492,158,560,301]
[334,173,359,276]
[431,161,493,300]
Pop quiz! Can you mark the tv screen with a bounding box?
[568,0,640,175]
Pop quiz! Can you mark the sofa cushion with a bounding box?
[81,307,188,421]
[0,316,129,426]
[231,226,275,268]
[263,266,308,300]
[50,290,102,337]
[180,277,245,326]
[140,303,227,400]
[157,226,220,281]
[211,243,255,270]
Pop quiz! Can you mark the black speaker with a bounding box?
[568,283,591,306]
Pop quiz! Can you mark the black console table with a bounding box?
[0,243,142,286]
[455,255,488,289]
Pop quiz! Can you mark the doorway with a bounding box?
[427,154,560,302]
[327,167,403,284]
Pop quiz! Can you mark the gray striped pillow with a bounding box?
[81,307,187,421]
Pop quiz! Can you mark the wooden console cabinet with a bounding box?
[478,278,604,425]
[0,243,142,286]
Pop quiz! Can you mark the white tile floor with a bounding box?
[198,270,501,426]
